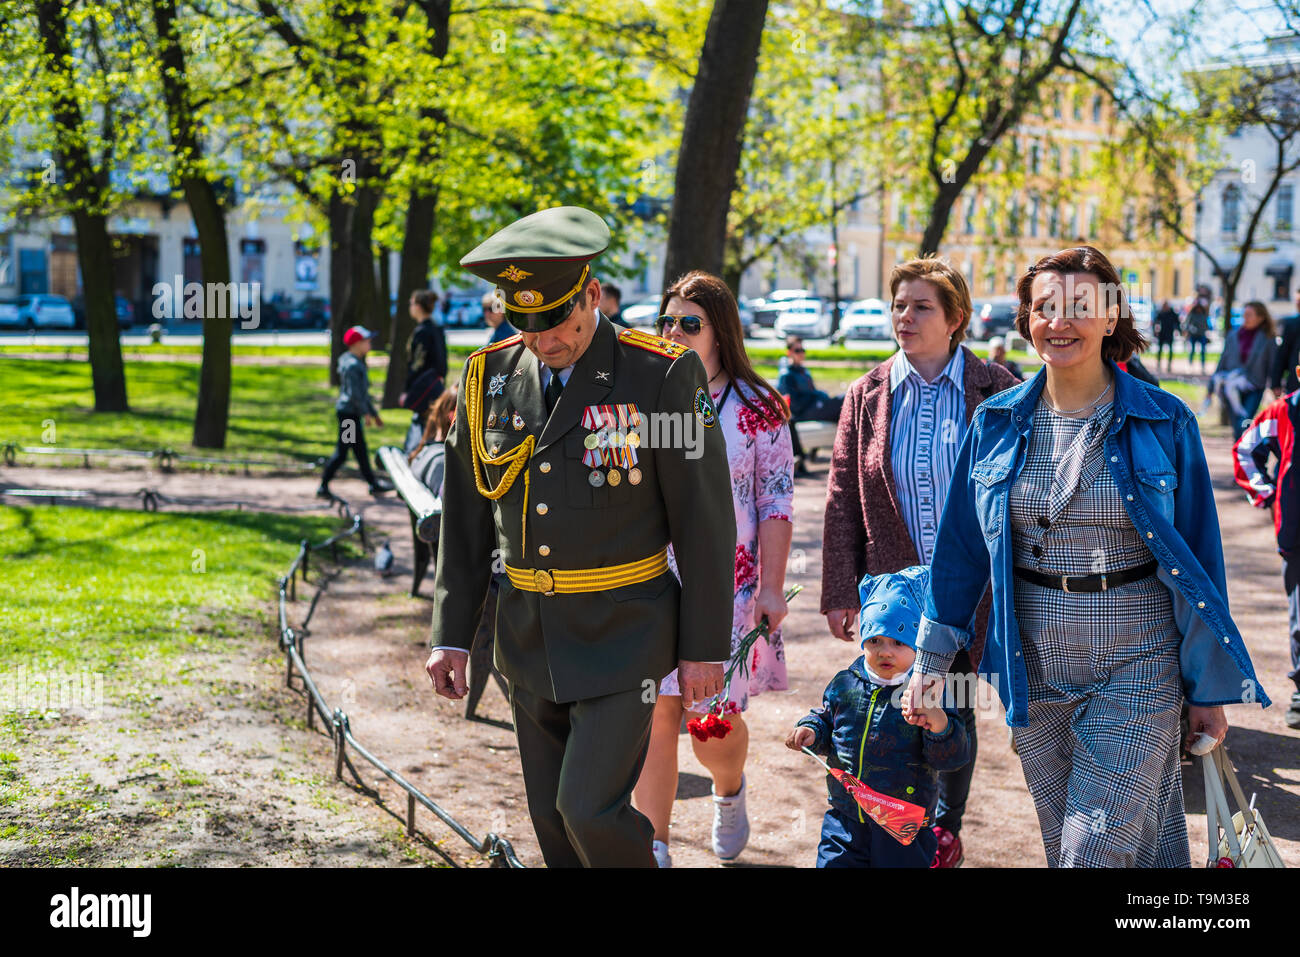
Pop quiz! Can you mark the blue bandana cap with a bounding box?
[857,565,930,650]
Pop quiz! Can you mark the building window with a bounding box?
[1223,184,1241,234]
[1029,195,1040,237]
[1050,144,1062,173]
[1173,268,1181,297]
[1069,205,1079,238]
[1048,204,1060,237]
[1008,198,1021,237]
[964,194,976,235]
[1278,183,1294,232]
[1093,94,1103,123]
[1053,91,1062,119]
[1072,90,1082,121]
[1006,263,1017,293]
[1088,203,1098,237]
[1069,147,1081,177]
[1123,205,1135,243]
[1030,142,1040,174]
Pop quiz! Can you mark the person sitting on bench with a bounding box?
[777,336,844,476]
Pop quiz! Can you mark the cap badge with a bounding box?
[498,265,533,282]
[514,289,542,307]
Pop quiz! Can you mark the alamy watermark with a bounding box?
[150,275,261,329]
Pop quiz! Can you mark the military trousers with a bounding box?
[510,682,657,867]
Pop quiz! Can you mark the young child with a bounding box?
[786,565,969,867]
[1233,370,1300,729]
[318,325,391,498]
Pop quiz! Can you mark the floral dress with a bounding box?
[660,378,795,712]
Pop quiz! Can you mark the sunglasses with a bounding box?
[656,314,709,336]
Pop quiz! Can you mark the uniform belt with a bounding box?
[1013,559,1158,593]
[505,548,669,596]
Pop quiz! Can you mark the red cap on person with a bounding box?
[343,326,374,346]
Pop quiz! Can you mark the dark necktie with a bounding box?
[545,370,564,415]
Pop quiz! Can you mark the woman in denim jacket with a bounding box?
[904,246,1269,867]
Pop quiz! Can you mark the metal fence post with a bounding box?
[407,793,416,838]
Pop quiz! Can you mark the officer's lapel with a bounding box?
[536,313,615,453]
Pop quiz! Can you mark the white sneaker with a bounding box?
[711,775,750,861]
[651,839,672,868]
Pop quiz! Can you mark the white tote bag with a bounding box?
[1202,745,1285,868]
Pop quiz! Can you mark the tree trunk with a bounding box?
[919,182,963,259]
[662,0,769,287]
[328,190,353,385]
[384,188,437,408]
[36,0,127,412]
[152,0,233,448]
[383,0,451,408]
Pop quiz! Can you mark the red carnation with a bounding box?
[687,718,710,742]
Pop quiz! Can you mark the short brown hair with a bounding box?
[1014,246,1148,363]
[888,257,972,354]
[412,289,438,314]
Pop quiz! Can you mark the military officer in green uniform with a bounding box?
[425,206,736,867]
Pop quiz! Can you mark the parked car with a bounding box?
[283,297,330,329]
[16,294,76,330]
[621,296,661,329]
[774,299,831,340]
[0,298,20,328]
[836,298,891,341]
[970,296,1019,340]
[752,288,818,329]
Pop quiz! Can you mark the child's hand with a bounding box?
[786,726,815,751]
[911,707,949,735]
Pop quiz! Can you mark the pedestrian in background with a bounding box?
[1183,296,1210,373]
[986,336,1024,380]
[600,282,629,327]
[483,290,517,344]
[401,290,449,452]
[1204,301,1276,441]
[1154,300,1180,372]
[1233,380,1300,730]
[1269,285,1300,399]
[319,326,392,498]
[778,335,844,476]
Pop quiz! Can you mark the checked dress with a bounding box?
[1008,397,1190,868]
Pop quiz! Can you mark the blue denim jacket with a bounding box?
[916,362,1269,726]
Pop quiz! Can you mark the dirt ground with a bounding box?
[4,411,1300,868]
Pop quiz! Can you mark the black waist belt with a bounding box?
[1013,559,1158,593]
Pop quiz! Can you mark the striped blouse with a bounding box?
[888,348,967,565]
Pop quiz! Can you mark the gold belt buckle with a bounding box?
[534,569,555,596]
[1061,575,1072,594]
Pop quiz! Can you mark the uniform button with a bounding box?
[1146,532,1154,539]
[1159,479,1167,487]
[1126,494,1133,501]
[1224,636,1231,644]
[536,503,548,515]
[1110,456,1118,462]
[1037,516,1051,529]
[1015,651,1021,657]
[538,545,551,556]
[1032,545,1043,557]
[1197,601,1205,609]
[539,462,551,473]
[1171,568,1179,575]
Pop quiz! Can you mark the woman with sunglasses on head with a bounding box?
[906,246,1268,867]
[632,270,795,867]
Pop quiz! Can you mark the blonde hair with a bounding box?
[888,257,973,354]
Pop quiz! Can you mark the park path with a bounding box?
[3,411,1298,868]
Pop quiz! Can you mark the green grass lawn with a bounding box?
[0,357,410,463]
[0,505,348,677]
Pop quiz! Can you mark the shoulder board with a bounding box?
[469,333,523,360]
[618,327,689,360]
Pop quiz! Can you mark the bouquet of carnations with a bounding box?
[686,584,803,743]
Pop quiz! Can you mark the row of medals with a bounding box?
[485,407,643,488]
[583,427,641,488]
